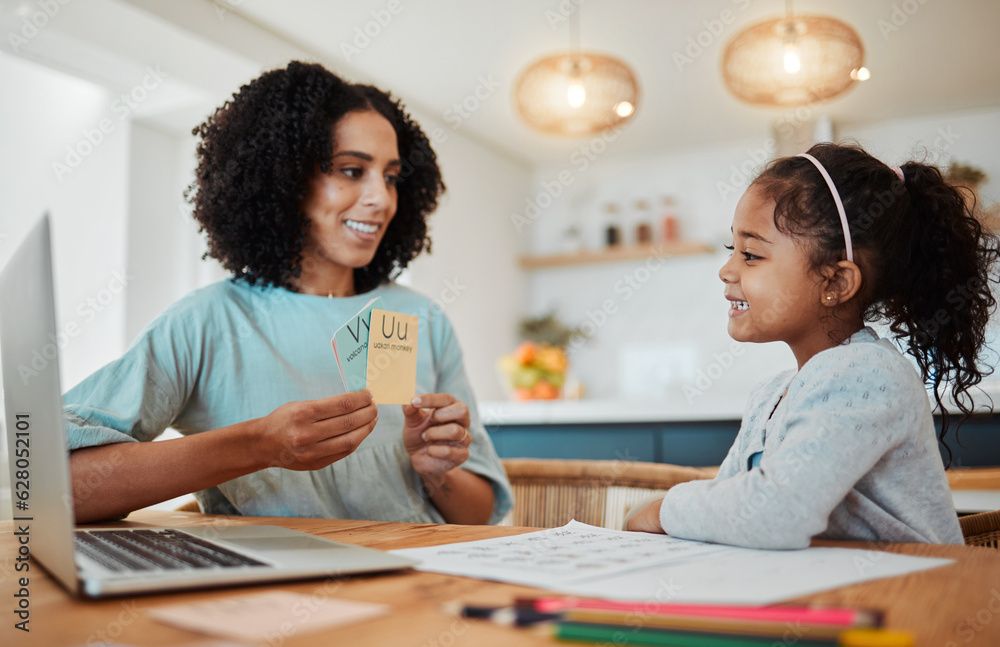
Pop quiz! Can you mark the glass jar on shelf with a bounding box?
[660,195,680,242]
[602,202,622,248]
[633,199,653,245]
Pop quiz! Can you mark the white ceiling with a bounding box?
[5,0,1000,168]
[229,0,1000,165]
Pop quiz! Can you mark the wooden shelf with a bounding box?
[518,240,715,270]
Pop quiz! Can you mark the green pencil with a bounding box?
[553,621,840,647]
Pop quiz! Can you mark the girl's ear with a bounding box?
[821,260,863,307]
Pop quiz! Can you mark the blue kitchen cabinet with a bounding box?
[485,421,739,466]
[485,415,1000,467]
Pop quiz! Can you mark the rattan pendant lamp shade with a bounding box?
[514,54,639,136]
[721,4,866,107]
[514,11,639,136]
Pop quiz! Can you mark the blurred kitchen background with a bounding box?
[1,0,999,448]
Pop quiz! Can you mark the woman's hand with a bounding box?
[625,497,667,534]
[71,390,378,522]
[253,390,379,471]
[401,392,472,480]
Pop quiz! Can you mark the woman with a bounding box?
[66,61,512,525]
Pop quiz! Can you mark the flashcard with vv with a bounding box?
[331,296,383,392]
[366,309,419,405]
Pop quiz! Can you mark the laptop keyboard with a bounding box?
[74,529,267,572]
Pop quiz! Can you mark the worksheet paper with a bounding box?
[389,521,953,605]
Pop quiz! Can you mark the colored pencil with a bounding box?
[552,621,840,647]
[517,597,881,627]
[562,608,847,640]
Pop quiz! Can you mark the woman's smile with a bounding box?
[344,218,382,242]
[296,109,402,296]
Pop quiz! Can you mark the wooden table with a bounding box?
[3,510,999,646]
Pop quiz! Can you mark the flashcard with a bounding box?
[331,297,382,391]
[149,590,389,641]
[365,309,419,405]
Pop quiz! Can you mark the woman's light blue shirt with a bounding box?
[63,279,513,524]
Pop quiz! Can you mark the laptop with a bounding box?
[0,215,417,598]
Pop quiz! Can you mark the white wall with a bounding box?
[125,122,227,345]
[524,107,1000,406]
[0,52,131,388]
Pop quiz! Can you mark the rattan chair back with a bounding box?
[500,458,717,529]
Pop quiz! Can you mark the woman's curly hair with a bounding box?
[186,61,444,293]
[753,142,1000,461]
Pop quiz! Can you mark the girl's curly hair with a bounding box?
[753,142,1000,461]
[186,61,444,293]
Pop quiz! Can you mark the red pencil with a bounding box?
[515,597,881,628]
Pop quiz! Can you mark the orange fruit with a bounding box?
[514,341,536,365]
[535,345,568,373]
[532,381,560,400]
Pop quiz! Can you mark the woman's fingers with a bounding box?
[310,416,380,464]
[310,390,375,422]
[311,402,379,440]
[409,393,470,428]
[427,401,470,427]
[421,422,471,447]
[424,443,470,462]
[409,393,455,409]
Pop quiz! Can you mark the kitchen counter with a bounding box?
[478,394,745,426]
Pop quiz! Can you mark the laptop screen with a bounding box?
[1,216,81,595]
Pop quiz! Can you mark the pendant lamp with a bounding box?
[721,1,868,107]
[514,11,639,136]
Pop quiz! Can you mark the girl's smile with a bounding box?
[726,298,750,317]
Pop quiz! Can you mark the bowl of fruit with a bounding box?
[497,341,568,400]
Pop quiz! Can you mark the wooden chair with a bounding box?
[959,510,1000,549]
[948,467,1000,549]
[500,458,718,529]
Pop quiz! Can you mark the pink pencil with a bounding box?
[517,597,881,627]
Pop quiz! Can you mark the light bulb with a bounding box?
[614,101,634,117]
[851,67,871,81]
[567,81,586,108]
[783,43,801,74]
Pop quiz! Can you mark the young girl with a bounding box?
[627,142,998,548]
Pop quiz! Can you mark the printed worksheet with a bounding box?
[390,520,725,587]
[390,521,954,605]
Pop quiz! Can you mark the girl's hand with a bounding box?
[402,393,472,480]
[625,497,667,534]
[254,390,378,470]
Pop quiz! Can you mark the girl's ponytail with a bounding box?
[888,161,999,454]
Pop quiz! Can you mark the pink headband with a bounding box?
[797,153,854,263]
[892,166,905,182]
